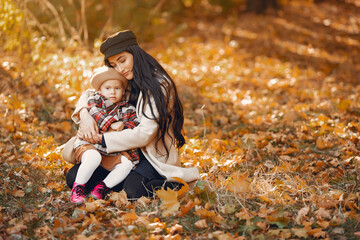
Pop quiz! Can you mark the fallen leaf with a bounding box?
[180,199,195,215]
[12,189,25,197]
[296,206,309,225]
[156,187,180,216]
[194,208,224,224]
[317,220,330,228]
[82,214,100,227]
[109,191,130,208]
[6,222,27,234]
[316,138,333,149]
[168,223,183,235]
[227,172,249,193]
[122,210,138,223]
[332,227,344,235]
[194,219,208,228]
[307,228,327,238]
[171,177,189,196]
[136,196,151,208]
[292,228,308,238]
[315,207,331,220]
[85,200,104,212]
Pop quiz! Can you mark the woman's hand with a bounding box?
[77,108,101,143]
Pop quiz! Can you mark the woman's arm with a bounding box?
[103,98,159,153]
[71,90,101,143]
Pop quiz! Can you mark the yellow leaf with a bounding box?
[258,195,272,203]
[46,181,61,190]
[316,138,333,149]
[171,177,189,196]
[282,147,298,155]
[194,209,224,224]
[180,200,195,215]
[156,188,180,216]
[122,210,138,223]
[227,172,249,193]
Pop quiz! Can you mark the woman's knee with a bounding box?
[122,172,148,199]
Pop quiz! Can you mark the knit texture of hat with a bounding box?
[90,67,127,91]
[100,30,138,61]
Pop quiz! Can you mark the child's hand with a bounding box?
[110,122,124,131]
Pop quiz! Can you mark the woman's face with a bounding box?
[107,52,134,80]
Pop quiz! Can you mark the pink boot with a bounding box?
[71,182,86,203]
[90,181,110,200]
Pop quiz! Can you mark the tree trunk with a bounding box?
[246,0,278,14]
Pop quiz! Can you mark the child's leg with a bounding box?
[103,156,134,188]
[75,149,102,185]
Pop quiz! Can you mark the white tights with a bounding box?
[75,149,134,188]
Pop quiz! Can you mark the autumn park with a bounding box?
[1,0,360,239]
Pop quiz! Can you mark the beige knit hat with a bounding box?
[90,67,127,91]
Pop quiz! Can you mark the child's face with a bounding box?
[99,79,124,104]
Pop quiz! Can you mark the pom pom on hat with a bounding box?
[100,30,138,61]
[90,67,127,91]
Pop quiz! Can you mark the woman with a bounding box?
[63,30,200,200]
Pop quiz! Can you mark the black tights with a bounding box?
[66,164,183,199]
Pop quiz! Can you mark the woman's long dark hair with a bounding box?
[105,45,185,157]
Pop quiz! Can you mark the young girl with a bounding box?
[64,30,200,199]
[71,67,139,203]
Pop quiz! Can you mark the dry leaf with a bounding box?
[156,187,180,216]
[12,189,25,197]
[332,227,344,234]
[308,228,327,238]
[6,222,27,234]
[295,206,309,225]
[171,177,189,196]
[168,223,183,235]
[122,210,138,223]
[85,200,104,212]
[109,191,130,208]
[194,209,224,224]
[180,199,195,215]
[317,220,330,228]
[82,214,100,227]
[194,219,208,229]
[292,228,308,238]
[315,207,331,220]
[227,172,249,193]
[136,196,151,208]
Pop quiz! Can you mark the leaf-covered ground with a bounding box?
[1,1,360,239]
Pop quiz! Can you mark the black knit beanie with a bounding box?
[100,30,138,61]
